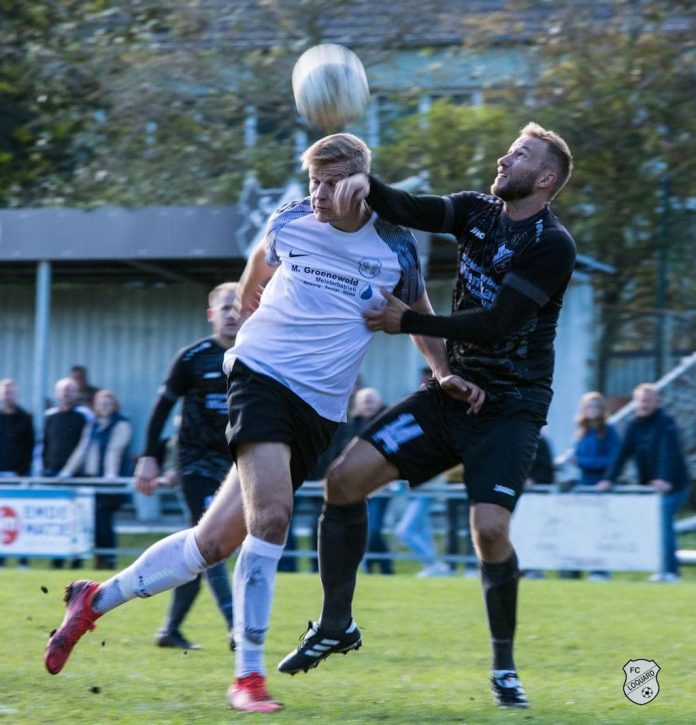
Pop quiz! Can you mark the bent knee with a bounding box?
[326,463,361,505]
[247,502,292,543]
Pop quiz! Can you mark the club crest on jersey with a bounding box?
[358,258,381,278]
[492,243,514,273]
[623,659,660,705]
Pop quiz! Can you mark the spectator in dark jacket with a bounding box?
[0,379,35,568]
[598,383,690,582]
[43,377,93,569]
[0,379,34,477]
[43,378,92,478]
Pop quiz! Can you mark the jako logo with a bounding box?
[493,484,515,496]
[470,227,485,240]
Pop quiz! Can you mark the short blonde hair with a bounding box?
[94,389,120,412]
[301,133,371,175]
[208,281,240,308]
[520,122,573,198]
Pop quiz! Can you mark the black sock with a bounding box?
[318,500,368,632]
[480,550,520,672]
[161,575,202,634]
[204,561,234,629]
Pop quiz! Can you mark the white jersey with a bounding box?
[224,198,425,422]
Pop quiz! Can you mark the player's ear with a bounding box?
[537,169,557,191]
[206,308,215,322]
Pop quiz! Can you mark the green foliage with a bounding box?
[1,568,695,722]
[374,101,522,193]
[520,0,696,382]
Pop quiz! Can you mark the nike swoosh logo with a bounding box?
[289,251,309,258]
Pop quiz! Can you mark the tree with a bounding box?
[375,0,696,389]
[525,0,696,387]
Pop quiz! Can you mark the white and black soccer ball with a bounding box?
[641,687,653,699]
[292,44,370,131]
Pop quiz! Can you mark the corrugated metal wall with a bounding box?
[0,282,212,455]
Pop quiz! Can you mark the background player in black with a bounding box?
[134,282,241,649]
[279,123,576,709]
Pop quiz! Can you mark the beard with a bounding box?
[491,171,537,201]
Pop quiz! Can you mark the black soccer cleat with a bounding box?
[491,671,529,708]
[277,620,362,675]
[155,630,202,650]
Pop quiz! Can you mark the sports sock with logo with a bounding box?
[480,550,520,672]
[318,500,367,632]
[233,534,284,678]
[93,528,207,613]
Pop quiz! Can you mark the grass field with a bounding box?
[1,561,694,724]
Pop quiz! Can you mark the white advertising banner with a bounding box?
[511,491,662,572]
[0,487,95,558]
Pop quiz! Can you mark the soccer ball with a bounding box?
[641,687,653,699]
[292,44,370,131]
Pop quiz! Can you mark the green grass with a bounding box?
[1,566,694,724]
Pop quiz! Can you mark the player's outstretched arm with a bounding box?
[363,289,411,333]
[238,239,276,315]
[387,291,485,414]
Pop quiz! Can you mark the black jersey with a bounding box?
[367,178,577,411]
[162,336,231,479]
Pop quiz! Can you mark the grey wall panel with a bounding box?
[0,283,214,461]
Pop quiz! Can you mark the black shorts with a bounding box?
[181,474,222,526]
[226,359,338,491]
[360,381,545,512]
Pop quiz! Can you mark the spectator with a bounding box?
[573,392,621,487]
[394,476,451,577]
[79,390,133,569]
[0,379,34,477]
[0,378,35,568]
[43,377,92,479]
[70,365,99,409]
[598,383,691,582]
[571,393,620,581]
[43,377,93,568]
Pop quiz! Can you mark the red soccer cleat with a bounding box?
[227,673,282,713]
[44,580,102,675]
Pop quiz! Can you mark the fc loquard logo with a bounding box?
[623,659,660,705]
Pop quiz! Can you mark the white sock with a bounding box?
[233,534,284,678]
[93,528,207,614]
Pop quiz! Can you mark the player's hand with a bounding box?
[438,375,485,414]
[334,173,370,218]
[134,456,161,495]
[363,289,408,333]
[236,284,264,319]
[595,479,612,491]
[649,478,672,492]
